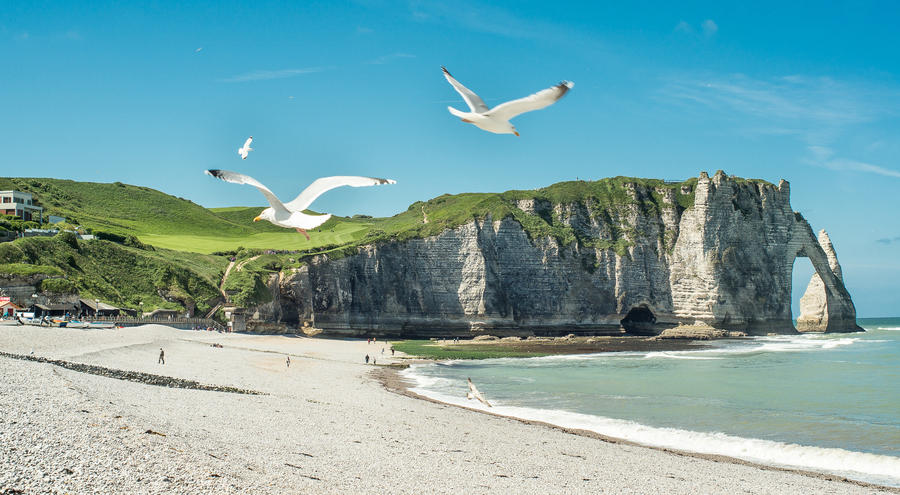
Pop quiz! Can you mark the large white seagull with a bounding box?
[205,169,396,239]
[442,67,573,136]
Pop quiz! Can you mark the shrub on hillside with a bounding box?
[94,231,128,244]
[0,217,39,233]
[39,277,77,294]
[123,234,153,250]
[0,263,64,277]
[0,243,26,264]
[55,231,80,249]
[93,231,153,251]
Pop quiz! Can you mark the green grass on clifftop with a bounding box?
[0,175,709,256]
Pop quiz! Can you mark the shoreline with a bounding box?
[377,359,899,492]
[2,324,896,493]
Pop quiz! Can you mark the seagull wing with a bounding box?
[204,169,289,214]
[284,176,396,212]
[486,81,573,121]
[243,137,253,149]
[467,378,492,407]
[442,67,489,113]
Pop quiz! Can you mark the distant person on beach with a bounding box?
[158,348,165,365]
[381,347,385,355]
[286,356,291,367]
[390,346,395,356]
[365,354,370,364]
[373,358,376,365]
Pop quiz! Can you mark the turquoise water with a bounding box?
[403,318,900,486]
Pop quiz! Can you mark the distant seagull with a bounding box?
[204,170,396,240]
[442,66,573,136]
[195,47,203,53]
[466,377,492,407]
[238,136,253,160]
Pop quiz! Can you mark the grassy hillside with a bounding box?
[0,233,227,313]
[0,178,270,237]
[0,175,720,255]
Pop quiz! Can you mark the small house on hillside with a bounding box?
[78,299,122,317]
[33,302,77,318]
[0,300,23,317]
[0,191,43,223]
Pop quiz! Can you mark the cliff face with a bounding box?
[264,171,861,337]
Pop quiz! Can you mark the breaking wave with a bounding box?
[403,366,900,487]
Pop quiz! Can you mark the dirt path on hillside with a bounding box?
[219,260,236,296]
[217,255,261,299]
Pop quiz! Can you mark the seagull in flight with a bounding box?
[466,378,492,407]
[238,136,253,159]
[204,170,395,240]
[442,67,573,136]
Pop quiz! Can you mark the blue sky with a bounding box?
[3,1,900,316]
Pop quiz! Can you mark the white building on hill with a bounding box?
[0,191,43,223]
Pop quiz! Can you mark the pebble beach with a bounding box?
[0,324,894,494]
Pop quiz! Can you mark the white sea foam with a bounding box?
[402,369,900,487]
[471,336,865,367]
[629,336,860,361]
[643,351,722,360]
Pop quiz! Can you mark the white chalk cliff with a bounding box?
[260,171,862,336]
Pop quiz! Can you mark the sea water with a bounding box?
[403,318,900,486]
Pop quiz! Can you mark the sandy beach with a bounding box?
[0,324,894,494]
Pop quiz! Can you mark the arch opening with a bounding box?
[791,255,816,325]
[620,306,657,335]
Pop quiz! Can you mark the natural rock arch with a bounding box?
[794,229,862,332]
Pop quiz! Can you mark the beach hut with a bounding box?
[78,298,122,317]
[0,300,23,317]
[33,302,77,318]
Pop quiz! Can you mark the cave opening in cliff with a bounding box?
[620,306,657,334]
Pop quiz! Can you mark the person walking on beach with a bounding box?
[390,346,395,356]
[286,356,291,368]
[365,354,370,364]
[158,348,165,365]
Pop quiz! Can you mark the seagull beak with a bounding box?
[514,131,520,137]
[253,215,262,222]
